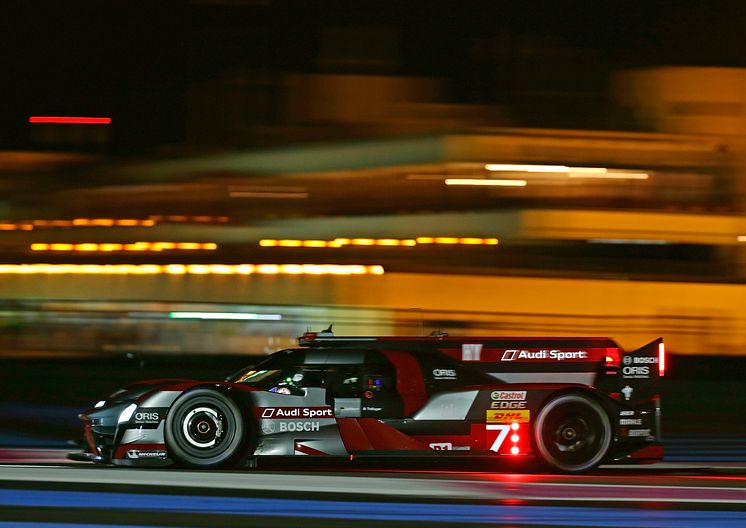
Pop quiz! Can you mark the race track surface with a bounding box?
[0,452,745,527]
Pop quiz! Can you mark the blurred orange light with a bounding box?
[351,239,375,246]
[303,240,328,248]
[0,263,385,275]
[175,242,201,250]
[74,243,99,251]
[278,240,303,247]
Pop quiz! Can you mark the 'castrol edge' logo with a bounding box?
[501,349,588,361]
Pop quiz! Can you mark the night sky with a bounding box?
[3,1,745,151]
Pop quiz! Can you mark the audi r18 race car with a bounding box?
[70,328,665,473]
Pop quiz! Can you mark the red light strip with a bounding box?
[28,116,111,125]
[658,341,666,377]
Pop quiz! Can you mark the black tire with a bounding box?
[165,388,245,468]
[533,393,612,473]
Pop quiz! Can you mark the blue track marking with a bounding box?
[1,489,745,527]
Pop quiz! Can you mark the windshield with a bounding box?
[232,364,326,395]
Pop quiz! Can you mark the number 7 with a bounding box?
[486,424,511,452]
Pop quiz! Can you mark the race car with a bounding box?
[70,327,665,473]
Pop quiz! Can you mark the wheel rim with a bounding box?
[171,397,238,461]
[182,406,223,448]
[535,395,610,472]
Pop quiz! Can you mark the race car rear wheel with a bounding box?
[533,393,611,473]
[165,388,245,468]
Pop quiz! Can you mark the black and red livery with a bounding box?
[71,329,665,473]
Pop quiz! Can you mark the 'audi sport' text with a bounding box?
[259,407,334,419]
[501,349,588,361]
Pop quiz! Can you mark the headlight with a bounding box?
[118,403,138,424]
[94,400,106,408]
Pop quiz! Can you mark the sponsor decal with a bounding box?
[428,442,470,451]
[486,410,530,423]
[432,368,457,380]
[258,407,333,419]
[491,390,527,401]
[279,421,320,432]
[490,401,527,409]
[462,344,482,361]
[126,450,167,459]
[362,406,382,412]
[619,418,643,425]
[622,366,650,379]
[363,390,374,399]
[621,385,634,401]
[500,349,588,361]
[624,356,658,365]
[131,408,166,425]
[619,410,635,416]
[628,428,652,438]
[260,421,276,434]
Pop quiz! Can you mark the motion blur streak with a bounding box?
[28,116,112,124]
[0,489,744,527]
[0,264,384,275]
[444,178,528,186]
[260,237,498,247]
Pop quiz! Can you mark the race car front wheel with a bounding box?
[165,388,245,468]
[533,393,611,473]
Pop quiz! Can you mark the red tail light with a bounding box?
[658,341,665,377]
[604,348,621,374]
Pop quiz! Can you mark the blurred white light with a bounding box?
[169,312,282,321]
[485,164,573,173]
[445,179,527,187]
